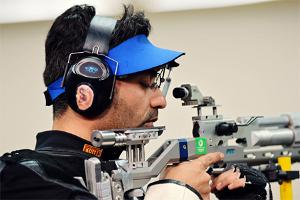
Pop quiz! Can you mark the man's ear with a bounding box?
[75,84,94,111]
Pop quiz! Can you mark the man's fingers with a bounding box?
[211,167,246,191]
[227,177,246,190]
[195,152,224,169]
[212,170,240,190]
[211,168,238,189]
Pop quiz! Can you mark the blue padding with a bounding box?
[107,34,184,76]
[47,77,65,101]
[179,139,188,161]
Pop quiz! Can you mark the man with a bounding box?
[0,4,270,200]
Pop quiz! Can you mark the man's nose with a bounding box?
[150,89,167,109]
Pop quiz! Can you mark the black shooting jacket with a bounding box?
[0,130,121,200]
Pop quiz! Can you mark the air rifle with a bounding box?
[84,84,300,200]
[172,84,300,180]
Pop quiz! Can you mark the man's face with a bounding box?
[97,70,167,130]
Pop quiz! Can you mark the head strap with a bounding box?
[83,16,117,55]
[44,77,65,105]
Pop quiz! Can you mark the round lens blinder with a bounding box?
[74,57,110,80]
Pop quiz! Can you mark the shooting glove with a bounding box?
[214,164,272,200]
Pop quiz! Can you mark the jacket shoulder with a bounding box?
[0,149,96,200]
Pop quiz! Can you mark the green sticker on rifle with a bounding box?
[195,137,207,155]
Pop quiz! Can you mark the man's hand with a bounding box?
[213,164,270,200]
[210,167,246,191]
[160,152,224,200]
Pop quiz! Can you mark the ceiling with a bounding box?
[0,0,275,24]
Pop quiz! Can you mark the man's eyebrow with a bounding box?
[146,69,160,77]
[134,70,157,79]
[117,68,160,81]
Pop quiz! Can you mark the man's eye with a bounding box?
[139,81,149,88]
[139,81,157,89]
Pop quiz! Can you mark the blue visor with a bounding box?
[106,34,185,76]
[45,34,184,103]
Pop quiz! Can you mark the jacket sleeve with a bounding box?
[144,179,202,200]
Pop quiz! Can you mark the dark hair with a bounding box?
[43,4,151,118]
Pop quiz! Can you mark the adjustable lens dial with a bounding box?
[74,57,110,80]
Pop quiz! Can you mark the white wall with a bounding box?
[0,0,299,199]
[0,22,52,151]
